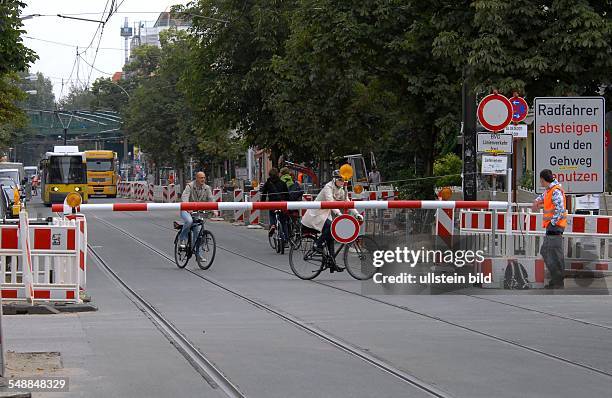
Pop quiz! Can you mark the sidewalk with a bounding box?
[1,254,224,398]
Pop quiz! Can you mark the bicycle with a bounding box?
[173,211,216,270]
[269,210,295,254]
[289,226,379,280]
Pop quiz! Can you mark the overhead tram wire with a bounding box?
[23,36,124,51]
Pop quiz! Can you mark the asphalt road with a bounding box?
[16,196,612,397]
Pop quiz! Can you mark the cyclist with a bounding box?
[301,170,363,271]
[260,167,288,239]
[178,171,213,249]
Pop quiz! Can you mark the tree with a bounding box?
[181,0,297,165]
[0,1,37,132]
[433,153,462,187]
[58,84,95,111]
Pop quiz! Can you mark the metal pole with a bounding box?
[63,127,68,145]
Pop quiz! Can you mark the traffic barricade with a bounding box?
[211,188,224,220]
[246,190,263,228]
[233,189,245,224]
[1,212,84,304]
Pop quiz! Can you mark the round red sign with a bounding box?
[331,214,360,244]
[477,93,513,132]
[510,96,529,123]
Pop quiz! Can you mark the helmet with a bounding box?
[332,169,342,180]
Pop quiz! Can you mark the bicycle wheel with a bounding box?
[343,236,379,280]
[174,230,190,269]
[195,230,216,270]
[268,228,277,251]
[288,219,302,248]
[289,236,323,280]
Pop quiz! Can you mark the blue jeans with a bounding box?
[179,211,201,243]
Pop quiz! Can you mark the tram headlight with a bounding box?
[74,186,80,192]
[53,186,59,192]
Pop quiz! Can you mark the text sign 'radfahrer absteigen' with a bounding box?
[534,97,605,194]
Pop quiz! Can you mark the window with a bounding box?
[49,156,86,184]
[87,159,114,172]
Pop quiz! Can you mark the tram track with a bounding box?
[124,213,612,333]
[92,214,612,381]
[90,214,458,398]
[88,244,246,398]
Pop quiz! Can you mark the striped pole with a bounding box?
[247,190,263,229]
[301,194,313,217]
[233,189,244,224]
[52,200,509,213]
[211,188,224,220]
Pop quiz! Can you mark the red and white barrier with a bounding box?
[212,188,223,219]
[233,189,245,224]
[52,200,508,213]
[163,184,178,203]
[247,190,262,228]
[1,211,85,303]
[461,210,612,235]
[148,183,154,202]
[436,208,455,238]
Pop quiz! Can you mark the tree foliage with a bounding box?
[0,1,38,132]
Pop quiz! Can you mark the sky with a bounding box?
[21,0,190,101]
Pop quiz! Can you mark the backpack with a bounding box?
[503,260,530,290]
[287,181,304,201]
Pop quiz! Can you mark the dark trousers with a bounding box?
[316,219,334,254]
[540,225,565,285]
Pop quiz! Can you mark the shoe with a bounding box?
[313,244,325,254]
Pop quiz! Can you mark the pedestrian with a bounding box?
[369,166,381,189]
[532,169,567,289]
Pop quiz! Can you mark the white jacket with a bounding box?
[301,181,358,231]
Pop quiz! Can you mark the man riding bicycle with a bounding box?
[301,169,363,271]
[179,171,213,249]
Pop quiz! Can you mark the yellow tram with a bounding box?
[39,146,88,206]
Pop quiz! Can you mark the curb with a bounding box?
[2,303,98,315]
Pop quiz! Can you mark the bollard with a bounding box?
[246,190,263,229]
[233,189,245,225]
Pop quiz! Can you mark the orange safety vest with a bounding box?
[543,184,567,229]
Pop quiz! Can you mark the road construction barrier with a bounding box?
[52,200,508,213]
[458,209,612,287]
[163,184,179,203]
[247,190,261,227]
[301,194,313,217]
[212,188,223,218]
[233,189,245,223]
[0,211,85,303]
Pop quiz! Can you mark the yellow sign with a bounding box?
[339,164,353,181]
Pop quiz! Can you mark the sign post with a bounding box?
[534,97,606,194]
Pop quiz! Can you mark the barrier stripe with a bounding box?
[53,200,508,212]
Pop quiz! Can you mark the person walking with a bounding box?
[532,169,567,289]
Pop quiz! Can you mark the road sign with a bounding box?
[477,93,513,132]
[504,124,527,138]
[331,214,360,244]
[575,194,600,211]
[534,97,605,194]
[481,155,508,175]
[477,133,513,154]
[510,96,529,122]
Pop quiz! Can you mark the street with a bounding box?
[4,196,611,397]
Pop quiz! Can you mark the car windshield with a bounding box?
[0,170,19,184]
[0,178,16,188]
[48,156,86,184]
[86,159,113,172]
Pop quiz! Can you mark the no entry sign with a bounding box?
[331,214,360,244]
[477,93,513,132]
[534,97,606,194]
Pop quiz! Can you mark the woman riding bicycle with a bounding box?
[179,171,213,249]
[301,170,363,271]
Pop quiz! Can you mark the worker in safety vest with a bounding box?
[532,169,567,289]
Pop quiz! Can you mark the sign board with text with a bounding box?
[534,97,605,194]
[504,124,527,138]
[477,133,513,154]
[481,155,508,175]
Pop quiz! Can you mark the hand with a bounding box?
[531,200,540,211]
[356,214,364,223]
